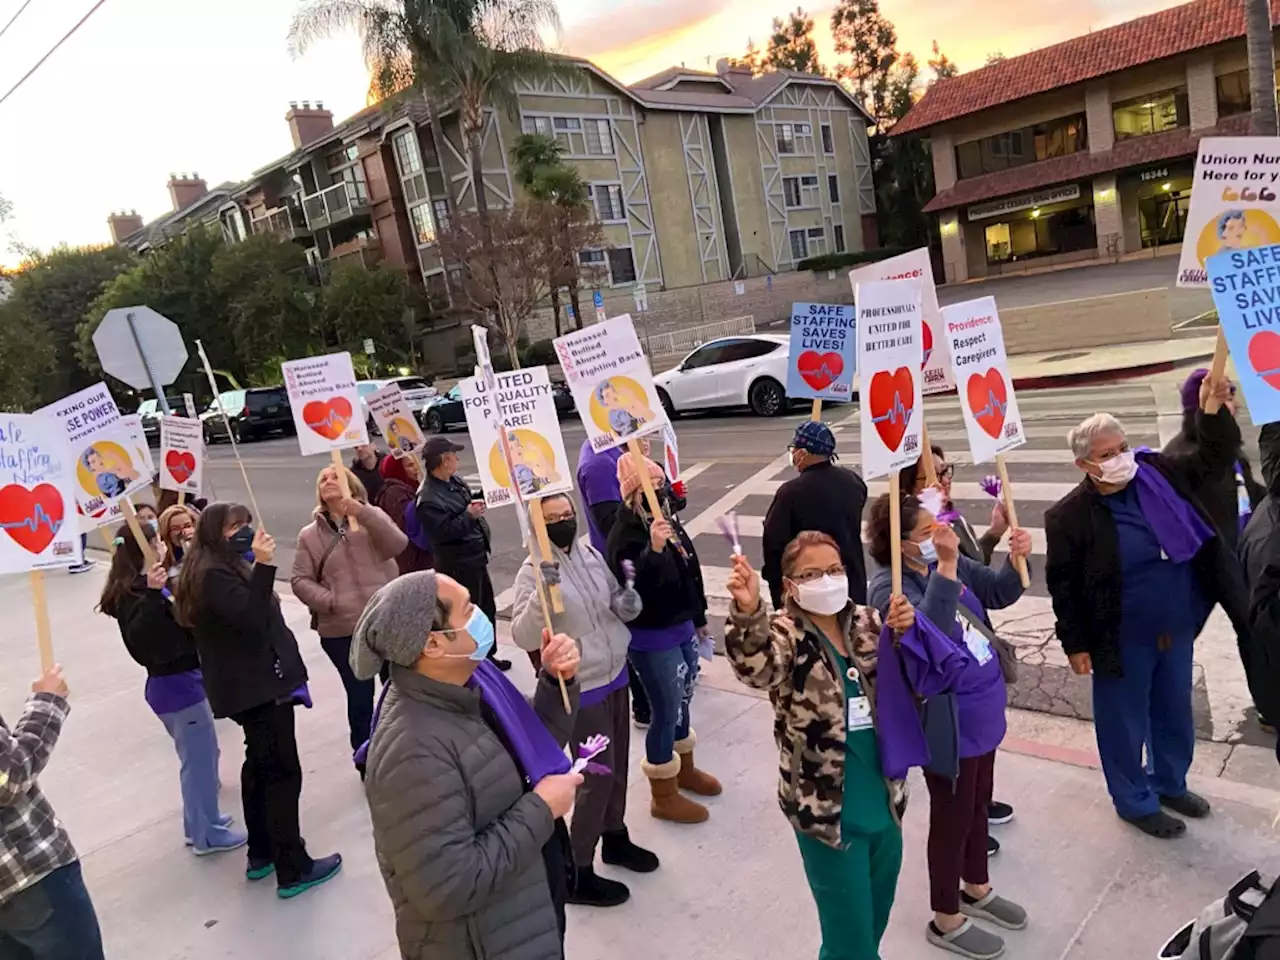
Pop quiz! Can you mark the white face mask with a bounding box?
[1093,449,1137,486]
[791,574,850,616]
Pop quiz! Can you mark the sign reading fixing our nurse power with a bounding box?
[940,297,1026,463]
[785,302,856,402]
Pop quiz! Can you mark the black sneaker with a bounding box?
[246,857,275,882]
[567,866,630,907]
[987,835,1000,857]
[600,828,659,873]
[277,853,343,899]
[988,800,1014,825]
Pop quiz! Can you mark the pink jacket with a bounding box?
[291,503,408,639]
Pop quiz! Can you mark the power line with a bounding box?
[0,0,108,109]
[0,0,35,44]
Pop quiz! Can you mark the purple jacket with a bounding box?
[576,440,625,553]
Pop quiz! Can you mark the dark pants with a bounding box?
[628,657,650,722]
[630,636,698,765]
[925,750,995,915]
[319,636,375,755]
[569,683,631,865]
[0,862,104,960]
[232,701,313,885]
[443,562,501,662]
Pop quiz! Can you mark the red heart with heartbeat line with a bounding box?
[797,350,844,391]
[868,367,914,452]
[303,397,352,440]
[966,369,1008,439]
[0,483,63,555]
[1248,330,1280,390]
[165,450,196,485]
[921,322,934,368]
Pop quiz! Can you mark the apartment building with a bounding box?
[893,0,1279,283]
[107,56,876,314]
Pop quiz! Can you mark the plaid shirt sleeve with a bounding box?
[0,694,68,805]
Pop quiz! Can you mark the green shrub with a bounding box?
[521,338,557,366]
[797,247,912,272]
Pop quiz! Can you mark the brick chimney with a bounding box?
[107,209,144,244]
[286,100,334,149]
[716,57,754,81]
[167,172,208,211]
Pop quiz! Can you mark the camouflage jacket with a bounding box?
[725,600,907,849]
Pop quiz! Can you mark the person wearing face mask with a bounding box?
[175,503,342,898]
[158,504,200,582]
[98,520,245,855]
[607,451,719,823]
[1238,425,1280,755]
[1045,381,1248,842]
[763,420,869,610]
[867,494,1031,960]
[899,446,1008,567]
[725,533,914,960]
[353,570,583,960]
[510,494,657,908]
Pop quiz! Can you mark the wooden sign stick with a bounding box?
[98,526,116,555]
[529,552,572,714]
[888,471,903,596]
[920,422,938,487]
[30,571,53,673]
[330,449,360,532]
[528,506,565,613]
[996,456,1031,589]
[1205,328,1230,415]
[810,398,823,422]
[177,491,186,506]
[119,498,157,568]
[626,438,667,524]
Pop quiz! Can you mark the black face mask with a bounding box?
[546,518,577,551]
[227,526,255,555]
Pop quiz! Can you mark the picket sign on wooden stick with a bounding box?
[177,491,186,507]
[888,472,903,596]
[30,571,53,673]
[329,449,360,532]
[1205,328,1230,416]
[527,506,565,613]
[119,498,157,568]
[626,438,667,523]
[920,423,938,487]
[995,456,1031,588]
[810,399,822,422]
[196,340,267,532]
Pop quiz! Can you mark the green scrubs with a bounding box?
[793,639,903,960]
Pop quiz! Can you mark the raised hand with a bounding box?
[725,553,761,613]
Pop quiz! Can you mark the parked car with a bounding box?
[419,385,466,434]
[653,334,791,417]
[356,376,438,434]
[552,379,575,418]
[201,387,294,444]
[137,397,190,445]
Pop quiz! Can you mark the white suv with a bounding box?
[653,334,791,417]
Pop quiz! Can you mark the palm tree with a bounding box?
[289,0,566,219]
[1246,0,1278,136]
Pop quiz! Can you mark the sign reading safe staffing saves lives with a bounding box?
[940,297,1027,463]
[856,278,924,479]
[0,414,82,573]
[786,302,856,402]
[281,352,369,456]
[1207,243,1280,424]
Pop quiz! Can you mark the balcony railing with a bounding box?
[249,207,308,239]
[327,237,383,271]
[302,182,370,231]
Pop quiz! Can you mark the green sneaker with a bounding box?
[277,853,342,900]
[246,859,275,882]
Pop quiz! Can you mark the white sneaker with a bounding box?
[67,560,95,574]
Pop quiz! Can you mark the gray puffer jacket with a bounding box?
[509,539,641,693]
[365,665,580,960]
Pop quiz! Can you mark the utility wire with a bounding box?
[0,0,108,109]
[0,0,35,44]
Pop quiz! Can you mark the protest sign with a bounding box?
[552,314,668,453]
[281,352,369,456]
[1177,137,1280,288]
[1206,243,1280,423]
[0,415,81,574]
[785,302,856,404]
[460,366,573,509]
[368,384,426,459]
[940,297,1026,462]
[850,247,953,395]
[39,383,127,531]
[72,416,153,517]
[856,278,924,480]
[662,423,681,483]
[159,415,204,495]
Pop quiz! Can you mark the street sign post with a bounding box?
[93,306,188,415]
[633,282,648,314]
[363,337,376,355]
[593,290,606,324]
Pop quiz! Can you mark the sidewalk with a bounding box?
[8,568,1280,959]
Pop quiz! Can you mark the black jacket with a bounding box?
[112,578,201,677]
[1045,408,1250,678]
[762,460,869,608]
[1240,495,1280,723]
[1162,408,1264,551]
[417,473,490,572]
[351,452,386,502]
[189,561,308,719]
[606,505,707,630]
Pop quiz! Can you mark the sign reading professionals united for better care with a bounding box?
[281,352,369,456]
[940,297,1026,463]
[0,414,82,573]
[856,278,924,480]
[1207,243,1280,424]
[1177,137,1280,288]
[785,302,856,402]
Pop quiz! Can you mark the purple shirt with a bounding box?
[144,670,207,716]
[628,622,695,653]
[577,441,625,553]
[581,664,629,709]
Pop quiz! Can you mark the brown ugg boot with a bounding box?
[643,757,708,823]
[674,732,722,797]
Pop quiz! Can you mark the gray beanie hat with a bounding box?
[350,570,441,680]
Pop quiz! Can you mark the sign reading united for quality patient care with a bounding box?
[1177,137,1280,288]
[940,297,1026,463]
[1207,243,1280,424]
[785,302,856,402]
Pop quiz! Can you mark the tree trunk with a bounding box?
[1248,0,1278,135]
[568,282,584,330]
[424,96,454,219]
[550,288,563,338]
[467,125,490,220]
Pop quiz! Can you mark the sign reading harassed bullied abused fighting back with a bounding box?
[940,297,1026,463]
[1207,243,1280,424]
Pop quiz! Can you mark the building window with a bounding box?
[588,184,625,222]
[834,224,846,253]
[1112,87,1190,140]
[828,175,840,203]
[327,144,360,168]
[821,123,834,154]
[409,202,436,246]
[783,177,802,208]
[1216,70,1251,117]
[424,271,450,312]
[954,113,1088,179]
[432,198,451,233]
[522,116,553,136]
[796,123,812,135]
[579,249,606,268]
[553,117,581,131]
[607,248,637,284]
[777,123,796,155]
[585,119,613,156]
[806,226,826,256]
[789,228,808,261]
[392,130,422,176]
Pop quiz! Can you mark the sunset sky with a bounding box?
[0,0,1187,265]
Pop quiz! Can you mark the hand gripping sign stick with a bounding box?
[329,449,360,533]
[195,340,267,533]
[1205,328,1230,416]
[995,456,1031,589]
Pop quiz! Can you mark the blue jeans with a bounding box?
[0,861,104,959]
[158,699,241,851]
[630,636,699,765]
[320,636,375,757]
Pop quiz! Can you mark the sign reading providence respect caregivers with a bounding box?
[940,296,1026,463]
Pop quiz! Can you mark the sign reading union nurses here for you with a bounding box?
[940,297,1026,463]
[785,302,856,402]
[856,278,924,480]
[1207,243,1280,424]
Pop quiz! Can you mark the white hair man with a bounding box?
[1044,377,1247,840]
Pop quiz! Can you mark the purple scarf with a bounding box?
[1133,458,1215,563]
[468,661,571,786]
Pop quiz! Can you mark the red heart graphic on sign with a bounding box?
[303,397,353,440]
[868,367,914,452]
[165,450,196,485]
[797,351,844,391]
[1248,330,1280,390]
[966,369,1008,439]
[0,483,63,555]
[921,322,934,369]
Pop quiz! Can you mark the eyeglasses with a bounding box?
[791,565,845,583]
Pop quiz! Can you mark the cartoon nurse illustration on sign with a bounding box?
[79,441,141,499]
[491,429,563,496]
[592,376,657,440]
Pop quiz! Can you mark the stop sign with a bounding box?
[93,306,189,390]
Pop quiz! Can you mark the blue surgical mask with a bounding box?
[441,606,495,662]
[227,526,255,554]
[915,537,938,566]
